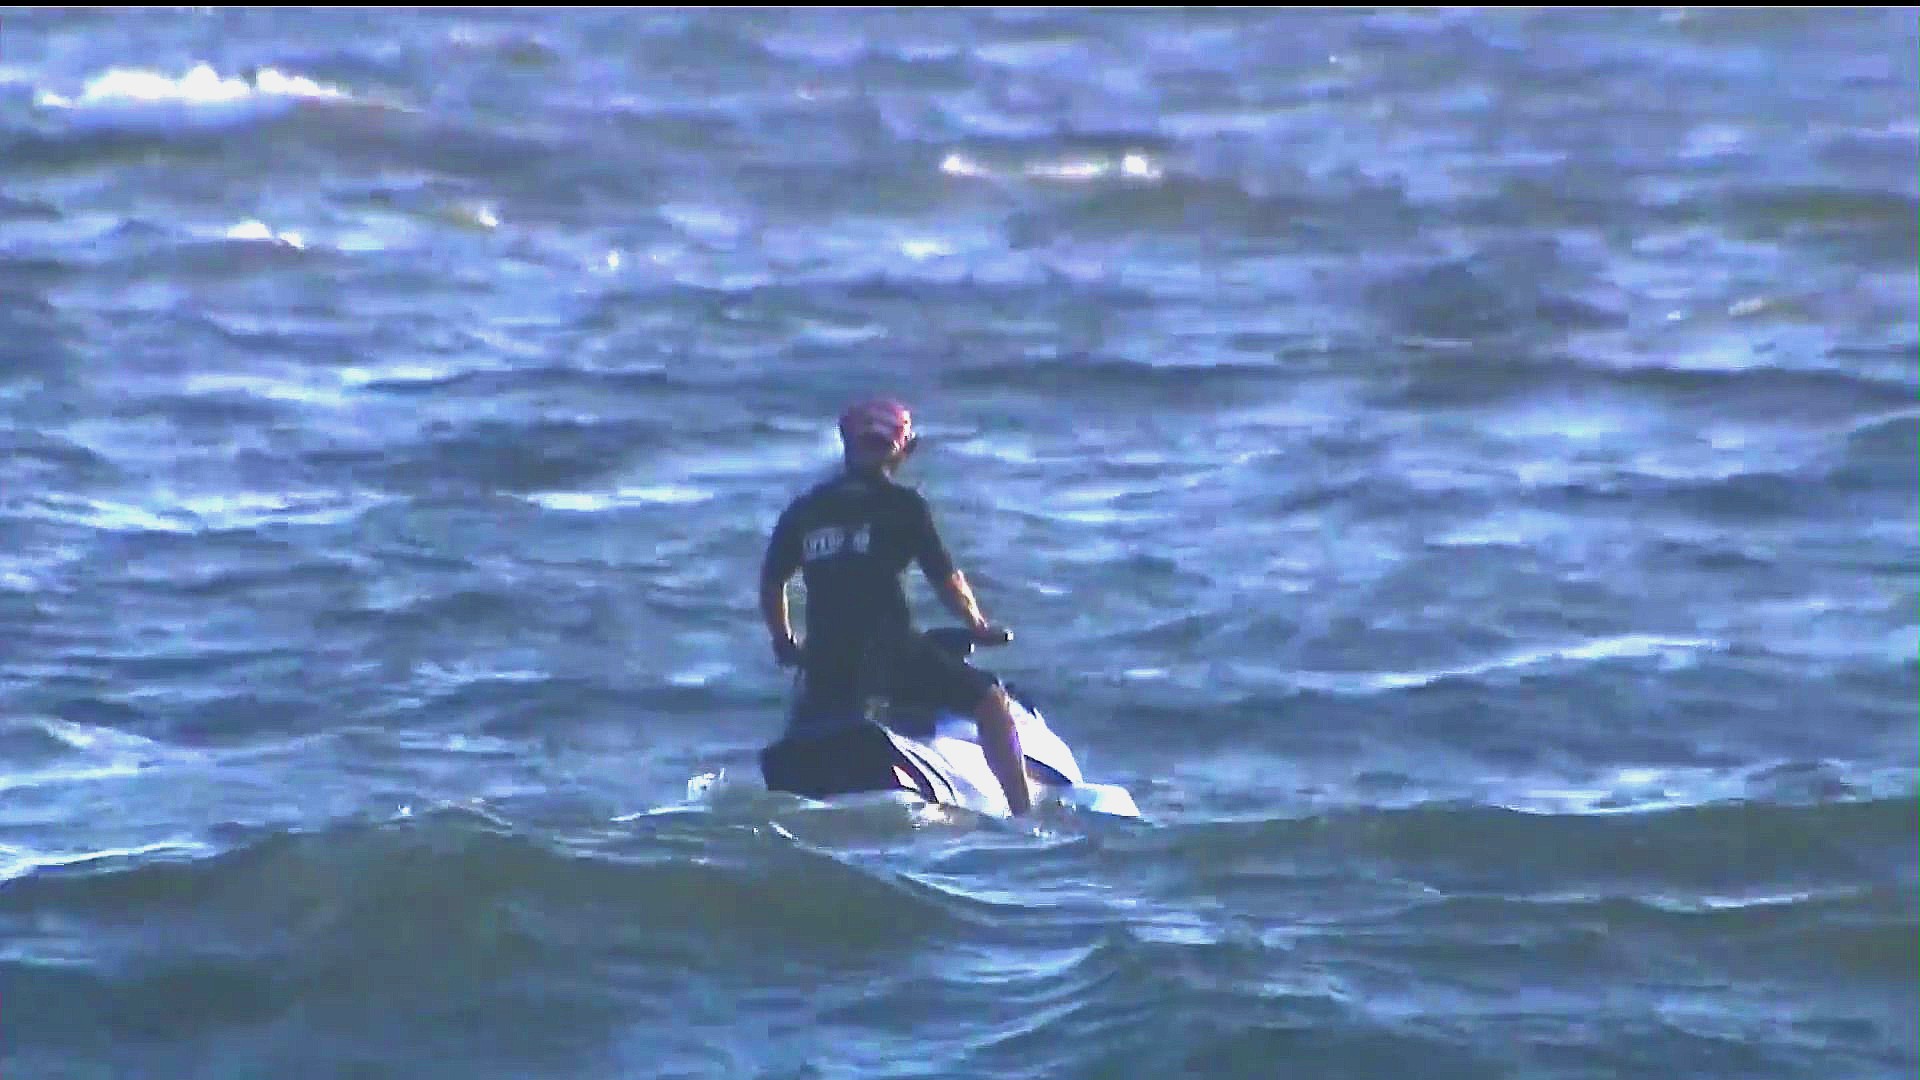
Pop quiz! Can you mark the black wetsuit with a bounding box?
[760,469,996,740]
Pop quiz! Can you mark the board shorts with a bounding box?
[790,632,1001,735]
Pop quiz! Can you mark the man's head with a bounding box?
[838,396,917,476]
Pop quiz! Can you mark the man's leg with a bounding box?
[887,635,1034,817]
[972,683,1033,816]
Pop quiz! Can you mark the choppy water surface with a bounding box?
[1,8,1914,1078]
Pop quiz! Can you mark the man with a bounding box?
[758,397,1033,816]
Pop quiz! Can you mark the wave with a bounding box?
[1833,409,1920,494]
[141,491,374,533]
[0,428,117,490]
[1138,795,1917,898]
[8,63,563,187]
[346,416,672,494]
[1711,184,1920,264]
[0,806,1396,1077]
[7,65,356,171]
[948,353,1291,405]
[1292,634,1726,696]
[0,808,983,970]
[1364,243,1627,344]
[33,64,351,133]
[3,794,1907,1078]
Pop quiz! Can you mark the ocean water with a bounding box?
[0,8,1914,1079]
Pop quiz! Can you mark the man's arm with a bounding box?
[761,509,803,664]
[909,494,996,635]
[761,569,795,647]
[928,567,990,634]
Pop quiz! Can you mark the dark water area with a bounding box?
[1,8,1914,1078]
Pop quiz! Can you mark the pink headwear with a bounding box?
[838,397,913,455]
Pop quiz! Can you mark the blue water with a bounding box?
[1,8,1915,1078]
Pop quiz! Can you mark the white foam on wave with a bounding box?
[525,485,716,513]
[339,361,463,387]
[24,495,193,534]
[939,152,992,179]
[526,492,609,513]
[183,370,349,409]
[939,150,1163,183]
[389,729,528,755]
[22,489,378,533]
[1492,400,1644,444]
[658,202,745,242]
[1622,445,1813,484]
[1047,504,1166,526]
[35,64,349,133]
[30,716,173,756]
[223,220,306,249]
[0,543,87,595]
[1495,757,1909,818]
[38,64,346,108]
[0,761,145,796]
[1499,762,1753,817]
[1646,890,1830,913]
[1680,122,1750,161]
[1544,634,1722,666]
[337,357,531,389]
[1427,509,1569,549]
[1399,633,1722,686]
[1026,159,1110,182]
[0,839,216,884]
[1298,634,1725,695]
[0,716,206,805]
[900,237,955,261]
[946,433,1074,466]
[667,662,732,688]
[170,489,377,530]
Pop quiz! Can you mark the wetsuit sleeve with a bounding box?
[762,503,804,584]
[908,491,957,581]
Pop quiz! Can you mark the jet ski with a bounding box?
[759,628,1141,819]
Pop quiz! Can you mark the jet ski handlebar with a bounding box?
[923,625,1013,658]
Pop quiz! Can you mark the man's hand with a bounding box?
[772,634,803,667]
[971,623,1013,646]
[762,569,801,668]
[772,633,802,667]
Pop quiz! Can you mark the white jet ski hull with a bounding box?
[885,702,1140,819]
[762,698,1139,819]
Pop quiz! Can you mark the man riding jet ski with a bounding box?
[760,626,1140,818]
[756,398,1136,819]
